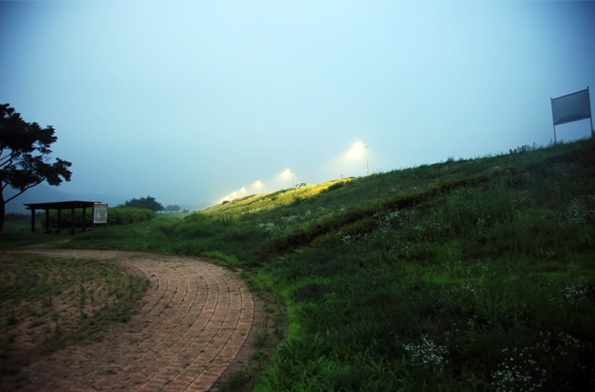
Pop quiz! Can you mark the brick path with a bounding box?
[3,250,257,392]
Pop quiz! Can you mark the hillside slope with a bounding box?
[71,138,595,391]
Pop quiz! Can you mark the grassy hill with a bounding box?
[14,138,595,391]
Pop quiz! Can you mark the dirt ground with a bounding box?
[0,249,270,392]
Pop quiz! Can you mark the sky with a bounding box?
[1,1,594,209]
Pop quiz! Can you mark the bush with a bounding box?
[108,207,156,225]
[4,212,29,222]
[43,206,155,228]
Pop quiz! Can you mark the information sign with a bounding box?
[93,203,108,224]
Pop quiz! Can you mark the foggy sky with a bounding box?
[1,1,594,208]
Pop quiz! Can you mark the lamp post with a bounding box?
[364,145,369,176]
[352,142,369,176]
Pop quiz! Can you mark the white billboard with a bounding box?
[551,88,591,126]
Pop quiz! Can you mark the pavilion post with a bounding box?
[71,207,76,235]
[45,209,50,233]
[57,209,62,233]
[30,209,36,232]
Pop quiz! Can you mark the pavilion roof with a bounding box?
[24,201,101,210]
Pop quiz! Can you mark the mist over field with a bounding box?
[1,1,594,209]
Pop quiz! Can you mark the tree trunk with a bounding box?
[0,190,5,232]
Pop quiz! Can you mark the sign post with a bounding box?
[93,203,108,229]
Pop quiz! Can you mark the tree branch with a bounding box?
[4,178,45,204]
[0,151,16,168]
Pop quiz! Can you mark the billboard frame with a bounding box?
[551,87,593,143]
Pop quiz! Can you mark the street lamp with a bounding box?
[364,145,369,176]
[282,169,295,188]
[353,142,369,176]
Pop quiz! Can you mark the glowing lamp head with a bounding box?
[348,142,368,158]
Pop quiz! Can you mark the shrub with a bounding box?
[107,207,156,225]
[43,206,155,228]
[4,212,29,222]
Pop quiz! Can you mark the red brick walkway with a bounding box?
[3,250,256,392]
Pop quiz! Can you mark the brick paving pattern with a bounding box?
[2,250,255,392]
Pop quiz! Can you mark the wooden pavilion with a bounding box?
[24,201,102,235]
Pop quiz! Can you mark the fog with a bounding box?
[1,1,594,210]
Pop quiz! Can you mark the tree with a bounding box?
[165,204,181,213]
[122,196,164,212]
[0,103,72,231]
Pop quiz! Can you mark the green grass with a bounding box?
[1,215,72,248]
[3,138,594,391]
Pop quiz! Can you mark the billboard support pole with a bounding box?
[550,97,557,144]
[589,87,594,138]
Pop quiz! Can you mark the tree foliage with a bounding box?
[0,103,72,231]
[165,204,181,212]
[122,196,164,212]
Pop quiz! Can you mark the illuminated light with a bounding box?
[251,180,264,194]
[348,142,369,175]
[281,169,295,187]
[239,187,248,197]
[348,141,366,157]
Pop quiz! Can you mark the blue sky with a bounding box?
[1,1,594,208]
